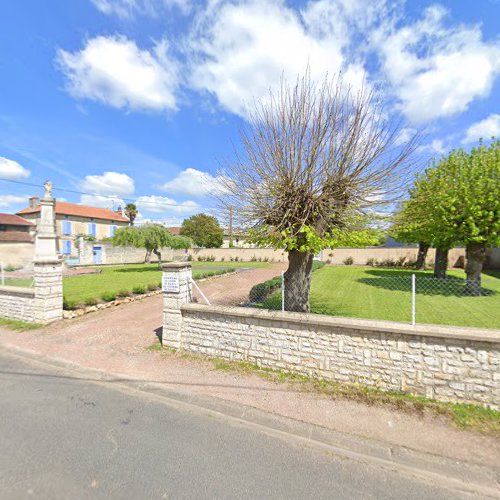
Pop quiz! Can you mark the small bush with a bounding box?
[396,256,407,267]
[366,257,376,267]
[117,289,131,297]
[312,260,326,272]
[132,285,145,295]
[250,255,257,262]
[230,256,234,262]
[220,257,225,262]
[101,291,117,302]
[343,256,354,265]
[147,283,159,291]
[84,297,98,306]
[63,298,78,310]
[263,257,269,262]
[4,264,19,272]
[380,258,395,267]
[187,254,193,261]
[234,256,239,262]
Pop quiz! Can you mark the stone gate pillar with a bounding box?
[161,262,192,348]
[33,181,63,323]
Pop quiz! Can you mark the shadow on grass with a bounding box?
[358,276,496,297]
[483,270,500,280]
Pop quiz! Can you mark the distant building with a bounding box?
[0,213,34,243]
[17,197,129,256]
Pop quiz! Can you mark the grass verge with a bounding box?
[146,340,499,436]
[0,317,42,331]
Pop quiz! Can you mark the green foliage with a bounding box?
[392,139,500,249]
[343,256,354,265]
[132,285,146,294]
[124,203,138,225]
[180,213,224,248]
[100,291,117,302]
[113,224,191,253]
[84,297,98,306]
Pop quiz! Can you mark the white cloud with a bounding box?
[417,139,446,156]
[374,6,500,123]
[91,0,191,18]
[80,194,125,210]
[187,0,367,118]
[0,157,30,179]
[57,35,179,112]
[0,194,28,209]
[135,195,199,214]
[81,171,135,196]
[463,114,500,143]
[161,168,228,198]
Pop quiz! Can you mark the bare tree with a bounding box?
[219,71,419,312]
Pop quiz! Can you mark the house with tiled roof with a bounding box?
[17,196,129,257]
[0,213,34,243]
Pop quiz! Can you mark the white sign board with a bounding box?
[163,273,180,293]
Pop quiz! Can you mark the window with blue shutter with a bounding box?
[62,220,72,235]
[87,223,97,237]
[109,225,117,237]
[62,240,72,255]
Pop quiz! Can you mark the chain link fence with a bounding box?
[243,270,499,329]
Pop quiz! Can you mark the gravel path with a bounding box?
[0,264,498,471]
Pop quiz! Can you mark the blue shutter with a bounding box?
[109,225,117,237]
[62,240,71,255]
[88,223,96,237]
[62,220,72,235]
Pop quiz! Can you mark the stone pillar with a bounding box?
[162,262,192,348]
[33,181,63,323]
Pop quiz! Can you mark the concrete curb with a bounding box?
[0,343,498,498]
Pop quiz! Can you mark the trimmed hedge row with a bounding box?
[248,260,325,304]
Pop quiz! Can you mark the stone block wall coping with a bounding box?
[161,262,192,270]
[0,286,35,298]
[33,257,63,265]
[181,303,500,344]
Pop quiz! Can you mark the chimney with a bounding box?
[115,205,123,216]
[29,196,40,209]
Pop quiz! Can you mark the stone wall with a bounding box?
[0,286,35,322]
[174,304,500,408]
[189,247,288,262]
[78,240,177,266]
[320,247,467,268]
[0,242,35,268]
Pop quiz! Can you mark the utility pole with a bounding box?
[229,206,233,247]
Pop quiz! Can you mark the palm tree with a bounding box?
[124,203,138,226]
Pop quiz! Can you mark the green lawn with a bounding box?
[63,262,269,306]
[265,266,500,329]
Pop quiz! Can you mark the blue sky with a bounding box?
[0,0,499,225]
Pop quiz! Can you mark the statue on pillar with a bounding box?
[43,180,53,198]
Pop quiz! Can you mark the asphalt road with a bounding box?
[0,351,475,499]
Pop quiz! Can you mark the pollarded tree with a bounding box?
[180,213,224,248]
[113,224,191,268]
[219,72,418,312]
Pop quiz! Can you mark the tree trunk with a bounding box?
[153,248,162,269]
[283,250,314,312]
[416,242,429,270]
[465,242,485,296]
[434,248,448,279]
[144,249,152,263]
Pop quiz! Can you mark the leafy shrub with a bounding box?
[117,289,131,297]
[63,298,78,310]
[366,257,376,266]
[234,256,239,262]
[101,291,117,302]
[250,255,257,262]
[84,297,98,306]
[132,285,145,294]
[147,283,159,292]
[220,257,225,262]
[396,256,407,267]
[187,254,193,261]
[380,258,395,267]
[4,264,19,272]
[263,257,269,262]
[312,260,326,272]
[343,256,354,265]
